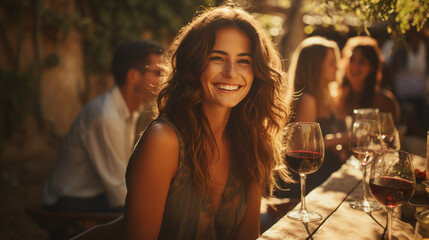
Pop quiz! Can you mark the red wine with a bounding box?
[285,150,323,174]
[369,176,414,208]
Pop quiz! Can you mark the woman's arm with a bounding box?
[333,86,350,120]
[235,182,262,240]
[376,88,401,124]
[296,93,349,161]
[124,123,179,240]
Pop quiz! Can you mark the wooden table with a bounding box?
[259,157,422,240]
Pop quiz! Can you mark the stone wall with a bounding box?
[1,26,114,160]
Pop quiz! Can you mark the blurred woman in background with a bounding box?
[276,36,349,199]
[335,36,400,123]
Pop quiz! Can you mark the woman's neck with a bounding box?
[349,79,364,94]
[202,104,231,141]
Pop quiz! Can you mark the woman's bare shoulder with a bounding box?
[142,122,179,145]
[376,88,400,122]
[129,122,180,178]
[374,88,396,107]
[300,93,317,104]
[378,88,396,101]
[295,93,317,122]
[297,93,317,111]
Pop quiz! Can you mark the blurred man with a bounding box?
[43,40,163,212]
[382,27,429,136]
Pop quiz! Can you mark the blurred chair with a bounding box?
[71,215,123,240]
[25,205,122,239]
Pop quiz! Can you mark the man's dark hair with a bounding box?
[111,40,163,86]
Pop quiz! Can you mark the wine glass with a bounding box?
[353,108,379,117]
[349,119,383,212]
[346,108,380,169]
[369,150,415,240]
[378,112,401,150]
[284,122,325,222]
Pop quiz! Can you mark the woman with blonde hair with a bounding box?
[124,2,293,239]
[289,36,340,123]
[277,36,349,199]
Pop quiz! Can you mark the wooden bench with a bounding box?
[25,206,122,239]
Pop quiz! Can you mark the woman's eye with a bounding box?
[238,59,251,65]
[210,56,223,61]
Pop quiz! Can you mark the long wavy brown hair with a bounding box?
[288,36,340,117]
[156,3,293,196]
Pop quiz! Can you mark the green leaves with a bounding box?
[304,0,429,42]
[75,0,215,71]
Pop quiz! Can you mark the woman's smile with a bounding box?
[200,27,254,110]
[214,83,241,91]
[346,48,372,86]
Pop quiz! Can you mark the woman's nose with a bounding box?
[349,62,358,70]
[222,61,238,78]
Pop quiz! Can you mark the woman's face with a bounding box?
[200,27,254,110]
[321,48,337,84]
[345,48,373,87]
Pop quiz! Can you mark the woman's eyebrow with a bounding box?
[211,50,253,57]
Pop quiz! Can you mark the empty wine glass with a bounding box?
[369,150,415,240]
[284,122,325,222]
[378,112,400,150]
[346,108,380,169]
[349,119,383,212]
[353,108,380,118]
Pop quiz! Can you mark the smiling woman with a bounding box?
[335,36,400,123]
[123,1,294,240]
[201,27,254,110]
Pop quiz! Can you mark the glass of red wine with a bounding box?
[349,118,383,212]
[369,150,415,240]
[284,122,324,222]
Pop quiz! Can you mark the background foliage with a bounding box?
[75,0,218,72]
[0,0,217,148]
[304,0,429,45]
[0,0,427,149]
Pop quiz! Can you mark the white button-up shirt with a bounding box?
[43,86,140,207]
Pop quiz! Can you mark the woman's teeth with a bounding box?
[216,84,239,91]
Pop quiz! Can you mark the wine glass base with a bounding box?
[287,209,322,223]
[349,200,382,212]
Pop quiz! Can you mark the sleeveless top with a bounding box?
[126,118,248,240]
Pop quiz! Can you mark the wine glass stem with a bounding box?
[386,207,393,240]
[299,173,307,212]
[362,155,369,203]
